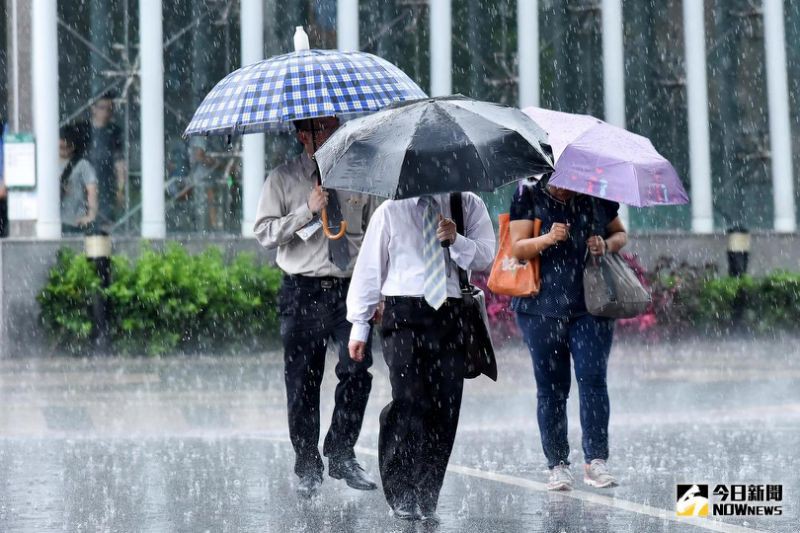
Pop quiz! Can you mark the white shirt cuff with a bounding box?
[349,322,371,343]
[449,232,476,267]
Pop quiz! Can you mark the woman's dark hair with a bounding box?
[59,122,91,157]
[59,122,91,198]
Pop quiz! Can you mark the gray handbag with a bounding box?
[583,198,651,319]
[583,251,651,318]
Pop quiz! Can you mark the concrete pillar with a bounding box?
[517,0,539,108]
[429,0,452,96]
[337,0,359,51]
[763,0,796,232]
[139,0,165,238]
[601,0,628,229]
[32,0,60,238]
[240,0,265,237]
[682,0,714,233]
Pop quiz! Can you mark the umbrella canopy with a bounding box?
[522,107,689,207]
[316,95,554,200]
[184,49,426,136]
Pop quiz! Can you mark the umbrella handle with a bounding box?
[321,208,347,240]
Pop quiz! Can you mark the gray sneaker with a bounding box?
[583,459,618,488]
[546,462,574,491]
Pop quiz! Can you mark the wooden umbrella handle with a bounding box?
[321,208,347,240]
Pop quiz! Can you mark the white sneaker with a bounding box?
[583,459,617,488]
[546,462,574,491]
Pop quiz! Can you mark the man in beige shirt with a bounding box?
[254,116,379,498]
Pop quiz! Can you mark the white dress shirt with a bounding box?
[347,192,496,342]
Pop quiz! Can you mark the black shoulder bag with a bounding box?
[449,193,498,381]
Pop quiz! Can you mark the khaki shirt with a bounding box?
[253,151,378,277]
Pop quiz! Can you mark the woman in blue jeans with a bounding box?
[509,176,628,491]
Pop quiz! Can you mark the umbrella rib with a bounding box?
[319,58,345,117]
[395,105,430,198]
[635,166,643,208]
[415,103,492,194]
[439,104,495,189]
[437,104,529,186]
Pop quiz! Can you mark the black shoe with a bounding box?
[328,458,378,491]
[390,500,421,521]
[419,501,440,523]
[296,474,322,499]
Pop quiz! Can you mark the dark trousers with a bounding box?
[279,275,373,478]
[0,197,7,238]
[516,312,614,468]
[378,297,466,512]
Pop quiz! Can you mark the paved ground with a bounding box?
[1,336,798,532]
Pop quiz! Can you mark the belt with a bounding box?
[384,295,463,307]
[283,274,350,289]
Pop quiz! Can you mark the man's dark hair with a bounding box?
[96,90,118,103]
[293,119,314,133]
[293,117,339,133]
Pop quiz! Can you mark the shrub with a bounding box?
[641,256,719,337]
[754,271,800,332]
[39,244,282,356]
[38,248,102,354]
[476,253,800,341]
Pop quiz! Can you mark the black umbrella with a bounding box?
[314,95,553,199]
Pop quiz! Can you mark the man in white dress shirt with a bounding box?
[347,192,495,521]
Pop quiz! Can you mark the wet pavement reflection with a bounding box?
[1,337,798,532]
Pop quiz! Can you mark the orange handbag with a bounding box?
[487,214,541,297]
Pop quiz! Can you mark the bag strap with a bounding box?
[587,196,620,301]
[590,196,603,237]
[449,192,471,293]
[586,248,619,303]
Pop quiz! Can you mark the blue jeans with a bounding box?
[516,312,614,469]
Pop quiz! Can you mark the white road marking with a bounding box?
[0,431,768,533]
[352,445,764,533]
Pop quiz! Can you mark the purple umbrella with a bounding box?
[522,107,689,207]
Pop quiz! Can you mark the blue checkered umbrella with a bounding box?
[184,49,427,136]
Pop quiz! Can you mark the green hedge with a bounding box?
[38,244,282,355]
[692,272,800,333]
[39,246,800,354]
[619,256,800,337]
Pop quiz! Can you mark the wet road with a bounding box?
[1,337,798,532]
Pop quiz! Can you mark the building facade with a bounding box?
[1,0,798,237]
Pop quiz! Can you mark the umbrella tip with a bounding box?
[294,26,310,51]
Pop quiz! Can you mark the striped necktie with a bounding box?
[421,196,447,310]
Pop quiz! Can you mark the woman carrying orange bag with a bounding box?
[507,175,628,492]
[487,187,541,297]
